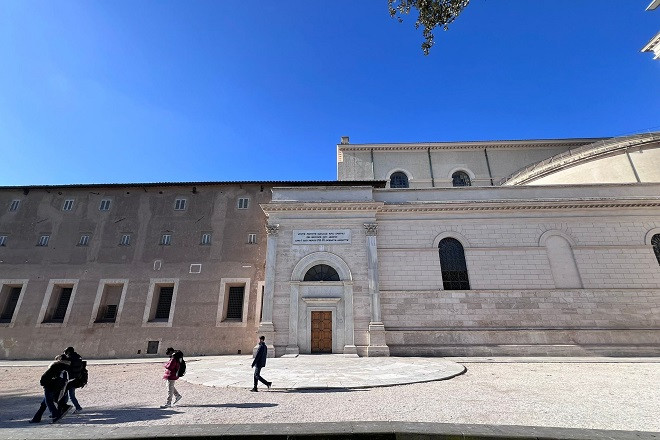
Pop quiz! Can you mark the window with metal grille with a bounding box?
[78,235,89,246]
[304,264,340,281]
[160,234,172,245]
[62,199,74,211]
[50,287,73,322]
[0,235,6,247]
[100,304,118,322]
[120,234,131,246]
[390,172,409,188]
[99,199,111,211]
[247,233,257,244]
[37,235,50,246]
[147,340,159,354]
[226,286,245,320]
[237,198,249,209]
[452,171,471,187]
[154,287,174,320]
[0,287,22,323]
[174,199,186,210]
[652,234,660,266]
[201,233,211,245]
[439,238,470,290]
[9,200,20,212]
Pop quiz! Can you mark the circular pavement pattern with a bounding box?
[181,354,466,390]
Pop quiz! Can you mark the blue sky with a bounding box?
[0,1,658,185]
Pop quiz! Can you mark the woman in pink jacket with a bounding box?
[160,347,182,408]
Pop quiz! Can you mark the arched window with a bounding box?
[438,238,470,290]
[652,234,660,266]
[390,172,409,188]
[452,171,471,187]
[304,264,340,282]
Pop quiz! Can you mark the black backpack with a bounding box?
[175,351,186,377]
[71,361,88,389]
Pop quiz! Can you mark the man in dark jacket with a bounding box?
[61,347,84,413]
[250,335,272,392]
[30,355,72,423]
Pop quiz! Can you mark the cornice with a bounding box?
[261,202,384,213]
[379,199,660,213]
[337,139,603,153]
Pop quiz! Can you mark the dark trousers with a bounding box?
[253,366,269,389]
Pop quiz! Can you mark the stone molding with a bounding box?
[337,139,602,152]
[265,223,280,236]
[363,223,378,236]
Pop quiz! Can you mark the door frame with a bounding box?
[305,306,338,354]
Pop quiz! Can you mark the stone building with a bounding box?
[1,132,659,359]
[259,132,660,357]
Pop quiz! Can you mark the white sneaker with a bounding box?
[173,395,183,405]
[159,403,171,408]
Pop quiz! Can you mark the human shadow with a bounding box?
[286,387,369,394]
[0,393,180,428]
[182,403,278,409]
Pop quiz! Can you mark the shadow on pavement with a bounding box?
[182,403,278,409]
[286,388,369,394]
[0,393,179,428]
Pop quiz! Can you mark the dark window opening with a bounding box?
[50,287,73,322]
[0,287,21,323]
[147,340,159,354]
[154,287,174,320]
[390,172,409,188]
[439,238,470,290]
[226,286,245,320]
[452,171,471,187]
[98,304,118,323]
[304,264,340,282]
[652,234,660,266]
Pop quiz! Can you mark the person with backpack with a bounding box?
[60,347,86,414]
[160,347,183,408]
[30,354,72,423]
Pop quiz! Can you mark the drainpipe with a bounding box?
[484,148,494,186]
[427,148,435,187]
[370,148,375,180]
[625,148,641,183]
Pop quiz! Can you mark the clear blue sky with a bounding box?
[1,1,658,185]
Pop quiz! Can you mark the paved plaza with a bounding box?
[0,356,659,438]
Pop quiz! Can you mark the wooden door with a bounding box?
[311,311,332,353]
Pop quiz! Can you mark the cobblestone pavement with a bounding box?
[0,357,658,433]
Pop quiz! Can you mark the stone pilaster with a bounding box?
[364,223,390,357]
[256,223,279,357]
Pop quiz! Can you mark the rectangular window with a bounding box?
[9,200,20,212]
[237,198,249,209]
[201,233,211,245]
[174,199,186,210]
[160,234,171,246]
[120,234,131,246]
[0,235,6,247]
[48,287,73,323]
[0,286,22,323]
[154,286,174,320]
[147,340,159,354]
[225,286,245,320]
[37,235,50,247]
[247,233,257,244]
[62,199,74,211]
[78,235,90,246]
[99,199,111,211]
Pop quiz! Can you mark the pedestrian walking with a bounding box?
[60,347,86,413]
[250,335,272,392]
[160,347,183,408]
[30,354,72,423]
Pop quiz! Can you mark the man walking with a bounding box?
[251,335,272,392]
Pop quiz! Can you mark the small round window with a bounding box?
[452,171,471,187]
[303,264,340,281]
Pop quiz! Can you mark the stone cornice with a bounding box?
[261,202,384,213]
[337,139,603,152]
[379,199,660,213]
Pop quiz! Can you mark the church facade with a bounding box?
[1,132,659,359]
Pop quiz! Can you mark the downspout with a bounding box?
[370,148,375,180]
[484,148,494,186]
[625,148,642,183]
[427,148,435,187]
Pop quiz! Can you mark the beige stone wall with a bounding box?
[0,183,270,359]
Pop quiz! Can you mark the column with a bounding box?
[255,223,278,357]
[364,223,390,357]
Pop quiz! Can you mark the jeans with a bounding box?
[68,387,82,410]
[253,366,269,389]
[43,389,59,419]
